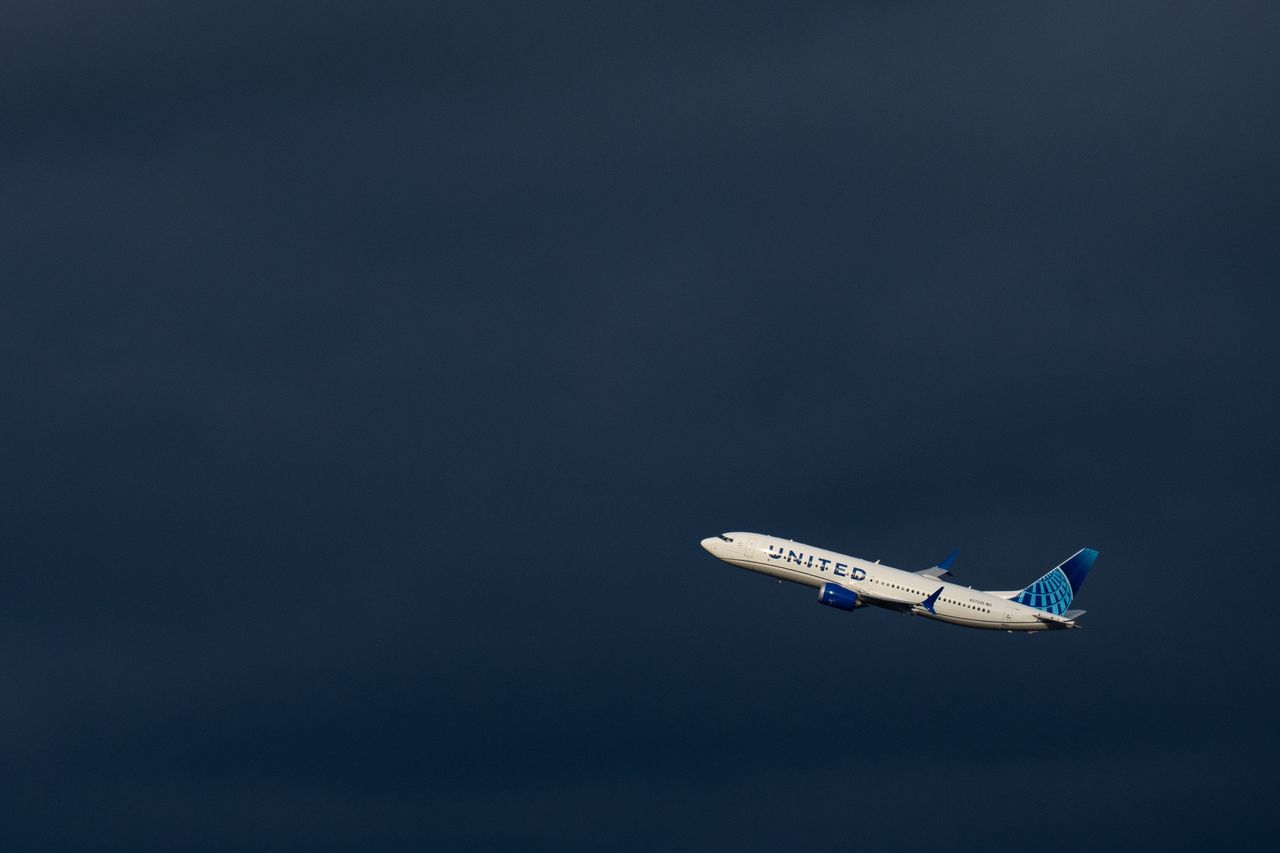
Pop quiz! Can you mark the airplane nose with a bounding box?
[700,536,718,553]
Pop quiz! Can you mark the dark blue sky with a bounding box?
[3,2,1278,850]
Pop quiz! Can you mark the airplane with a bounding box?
[700,532,1098,632]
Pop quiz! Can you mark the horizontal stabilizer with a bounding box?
[1062,609,1087,620]
[1032,609,1086,628]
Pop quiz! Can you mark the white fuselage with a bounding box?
[702,532,1057,632]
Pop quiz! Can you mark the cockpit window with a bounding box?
[717,534,734,542]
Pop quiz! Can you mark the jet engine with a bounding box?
[818,583,859,611]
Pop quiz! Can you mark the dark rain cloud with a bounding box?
[2,2,1278,850]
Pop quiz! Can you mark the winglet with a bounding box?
[936,549,959,573]
[921,587,944,615]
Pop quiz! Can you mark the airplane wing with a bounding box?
[914,549,959,579]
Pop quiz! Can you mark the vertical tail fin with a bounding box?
[1011,548,1098,615]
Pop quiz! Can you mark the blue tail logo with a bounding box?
[1012,548,1098,615]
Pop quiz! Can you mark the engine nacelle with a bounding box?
[818,583,859,611]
